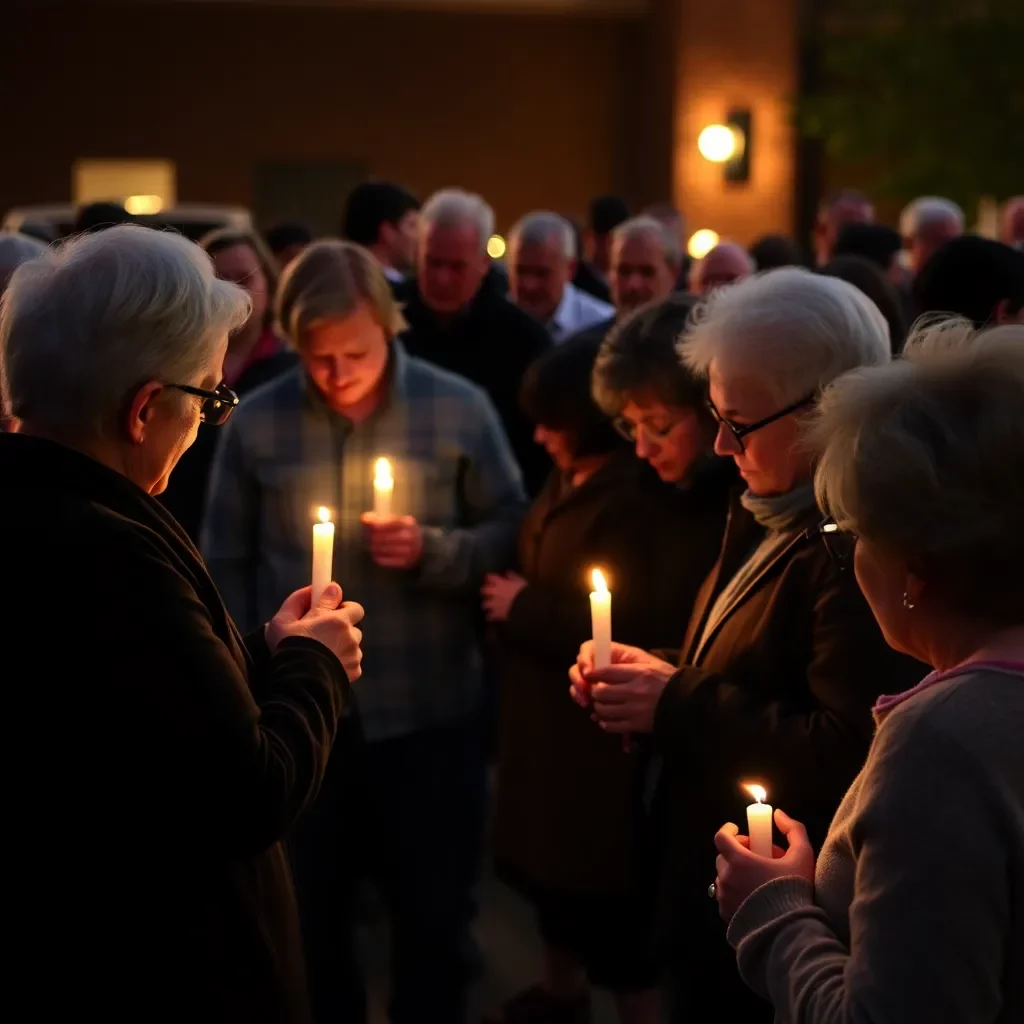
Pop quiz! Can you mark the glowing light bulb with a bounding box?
[698,125,740,163]
[688,229,721,260]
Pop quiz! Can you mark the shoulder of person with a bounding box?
[881,668,1024,770]
[234,362,305,416]
[403,352,491,405]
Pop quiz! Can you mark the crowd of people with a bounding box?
[0,180,1022,1024]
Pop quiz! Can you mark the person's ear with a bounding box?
[126,381,164,445]
[904,570,926,609]
[993,298,1022,325]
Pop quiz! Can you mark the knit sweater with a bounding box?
[727,664,1024,1024]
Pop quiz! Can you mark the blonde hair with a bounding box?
[276,240,407,347]
[811,318,1024,624]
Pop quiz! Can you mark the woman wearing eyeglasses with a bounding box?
[0,225,364,1022]
[713,320,1024,1024]
[570,268,924,1021]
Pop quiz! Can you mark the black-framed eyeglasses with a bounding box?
[612,416,679,443]
[706,392,816,452]
[819,516,858,570]
[166,382,239,426]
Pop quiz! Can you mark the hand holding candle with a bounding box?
[744,783,774,857]
[589,568,612,669]
[373,457,394,519]
[311,506,335,606]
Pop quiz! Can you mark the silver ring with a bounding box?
[707,882,717,899]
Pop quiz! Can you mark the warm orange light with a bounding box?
[374,457,393,488]
[590,568,609,594]
[317,506,331,524]
[744,783,768,804]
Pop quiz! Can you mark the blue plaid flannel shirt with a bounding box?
[202,341,526,740]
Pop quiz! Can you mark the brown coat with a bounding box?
[652,494,926,912]
[493,452,734,896]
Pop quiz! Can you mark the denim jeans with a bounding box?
[291,712,485,1024]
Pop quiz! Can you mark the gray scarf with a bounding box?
[697,481,818,652]
[740,481,818,531]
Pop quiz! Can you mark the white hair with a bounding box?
[0,232,47,283]
[509,211,576,261]
[811,319,1024,623]
[1,225,250,437]
[680,267,891,404]
[420,188,495,254]
[899,196,965,240]
[612,215,681,268]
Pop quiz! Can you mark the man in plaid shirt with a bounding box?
[202,241,526,1023]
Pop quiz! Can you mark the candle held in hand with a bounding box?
[589,568,612,669]
[373,457,394,518]
[311,506,335,606]
[744,783,774,858]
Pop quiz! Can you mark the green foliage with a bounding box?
[802,0,1024,209]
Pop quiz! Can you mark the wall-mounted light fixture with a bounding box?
[688,229,720,260]
[487,234,507,259]
[698,109,752,184]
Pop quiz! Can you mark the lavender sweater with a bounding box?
[727,665,1024,1024]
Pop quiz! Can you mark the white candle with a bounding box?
[744,783,774,858]
[311,506,335,606]
[373,457,394,518]
[589,568,612,669]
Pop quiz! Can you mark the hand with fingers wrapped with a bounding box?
[712,809,816,922]
[361,512,424,570]
[568,639,676,732]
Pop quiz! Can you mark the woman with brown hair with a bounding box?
[160,228,297,539]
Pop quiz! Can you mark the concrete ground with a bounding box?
[362,863,620,1024]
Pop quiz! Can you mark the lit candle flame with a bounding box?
[374,457,393,486]
[590,568,609,594]
[317,506,331,524]
[744,783,767,804]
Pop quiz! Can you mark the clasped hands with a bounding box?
[568,640,677,734]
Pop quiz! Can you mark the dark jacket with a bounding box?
[652,493,925,912]
[573,260,612,304]
[493,452,734,896]
[397,280,553,495]
[563,314,616,349]
[0,432,350,1022]
[160,347,298,542]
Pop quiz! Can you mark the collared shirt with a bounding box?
[549,283,616,343]
[202,341,527,741]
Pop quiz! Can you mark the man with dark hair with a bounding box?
[265,222,314,269]
[574,195,630,303]
[833,223,903,279]
[749,234,802,271]
[341,181,421,286]
[73,202,136,235]
[814,189,873,267]
[914,235,1024,327]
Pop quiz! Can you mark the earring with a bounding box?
[903,591,915,610]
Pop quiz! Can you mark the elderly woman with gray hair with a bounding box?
[714,320,1024,1023]
[0,225,364,1022]
[570,269,923,1020]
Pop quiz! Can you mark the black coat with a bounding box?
[573,260,612,304]
[652,494,926,914]
[396,281,553,495]
[0,433,350,1022]
[493,452,733,896]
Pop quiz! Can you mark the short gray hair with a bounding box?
[1,225,250,437]
[420,188,495,254]
[612,215,681,268]
[811,319,1024,625]
[509,212,576,261]
[680,267,891,404]
[899,196,965,240]
[0,232,47,286]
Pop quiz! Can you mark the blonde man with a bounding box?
[202,240,527,1023]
